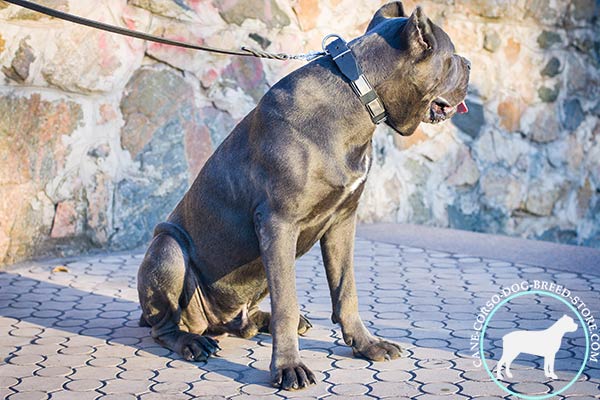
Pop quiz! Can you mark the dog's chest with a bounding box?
[346,154,370,193]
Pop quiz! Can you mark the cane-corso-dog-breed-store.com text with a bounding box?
[137,1,470,391]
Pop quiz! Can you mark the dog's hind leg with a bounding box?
[252,309,313,336]
[138,232,220,362]
[495,356,505,380]
[504,352,517,378]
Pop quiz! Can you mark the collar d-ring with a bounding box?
[322,33,343,53]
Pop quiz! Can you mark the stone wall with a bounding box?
[0,0,598,266]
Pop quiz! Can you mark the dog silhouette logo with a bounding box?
[496,314,578,380]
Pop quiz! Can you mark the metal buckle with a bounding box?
[350,75,372,97]
[366,99,386,120]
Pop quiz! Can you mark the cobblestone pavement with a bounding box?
[1,237,599,399]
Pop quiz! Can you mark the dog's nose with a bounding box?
[463,57,471,70]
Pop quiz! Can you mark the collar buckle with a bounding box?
[324,35,387,125]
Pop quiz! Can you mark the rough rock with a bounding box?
[293,0,320,31]
[497,99,522,132]
[483,30,501,52]
[451,100,485,139]
[528,106,561,143]
[41,22,143,93]
[465,0,513,19]
[185,125,213,180]
[0,94,82,264]
[538,85,559,103]
[569,0,597,20]
[566,55,595,98]
[446,149,480,187]
[111,119,190,249]
[480,170,523,211]
[0,33,5,55]
[537,30,561,49]
[525,178,563,216]
[576,179,592,219]
[214,0,290,29]
[112,67,203,249]
[3,0,68,20]
[120,68,197,158]
[50,200,78,238]
[129,0,194,19]
[541,57,561,77]
[504,38,521,64]
[561,98,585,131]
[538,227,578,245]
[2,38,35,82]
[221,57,268,102]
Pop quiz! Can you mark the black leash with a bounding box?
[3,0,325,61]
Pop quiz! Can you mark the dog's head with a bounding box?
[559,315,578,333]
[354,2,470,136]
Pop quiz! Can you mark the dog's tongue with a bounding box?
[457,101,468,114]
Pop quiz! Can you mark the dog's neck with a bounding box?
[301,57,380,148]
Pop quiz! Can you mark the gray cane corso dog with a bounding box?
[137,1,470,390]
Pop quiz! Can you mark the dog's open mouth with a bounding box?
[426,97,468,124]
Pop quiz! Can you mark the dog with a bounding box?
[496,314,578,380]
[137,1,470,390]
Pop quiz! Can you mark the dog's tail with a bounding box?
[138,221,201,327]
[152,221,199,269]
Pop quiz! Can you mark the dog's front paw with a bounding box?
[546,372,558,380]
[271,362,316,390]
[176,333,221,362]
[352,338,402,361]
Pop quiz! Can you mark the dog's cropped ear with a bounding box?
[402,6,437,54]
[365,1,406,33]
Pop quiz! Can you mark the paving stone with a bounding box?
[68,366,120,381]
[34,366,73,377]
[64,379,104,392]
[102,378,152,394]
[420,381,461,395]
[8,354,45,365]
[7,391,50,400]
[0,389,14,399]
[508,381,552,395]
[413,368,462,384]
[329,382,370,395]
[240,383,279,395]
[187,380,242,398]
[49,391,101,400]
[326,367,375,384]
[141,393,192,400]
[88,356,123,367]
[151,381,191,393]
[98,394,138,400]
[375,369,414,383]
[153,367,203,383]
[0,376,19,389]
[43,354,90,367]
[13,376,65,392]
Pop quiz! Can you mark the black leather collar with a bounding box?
[324,35,387,125]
